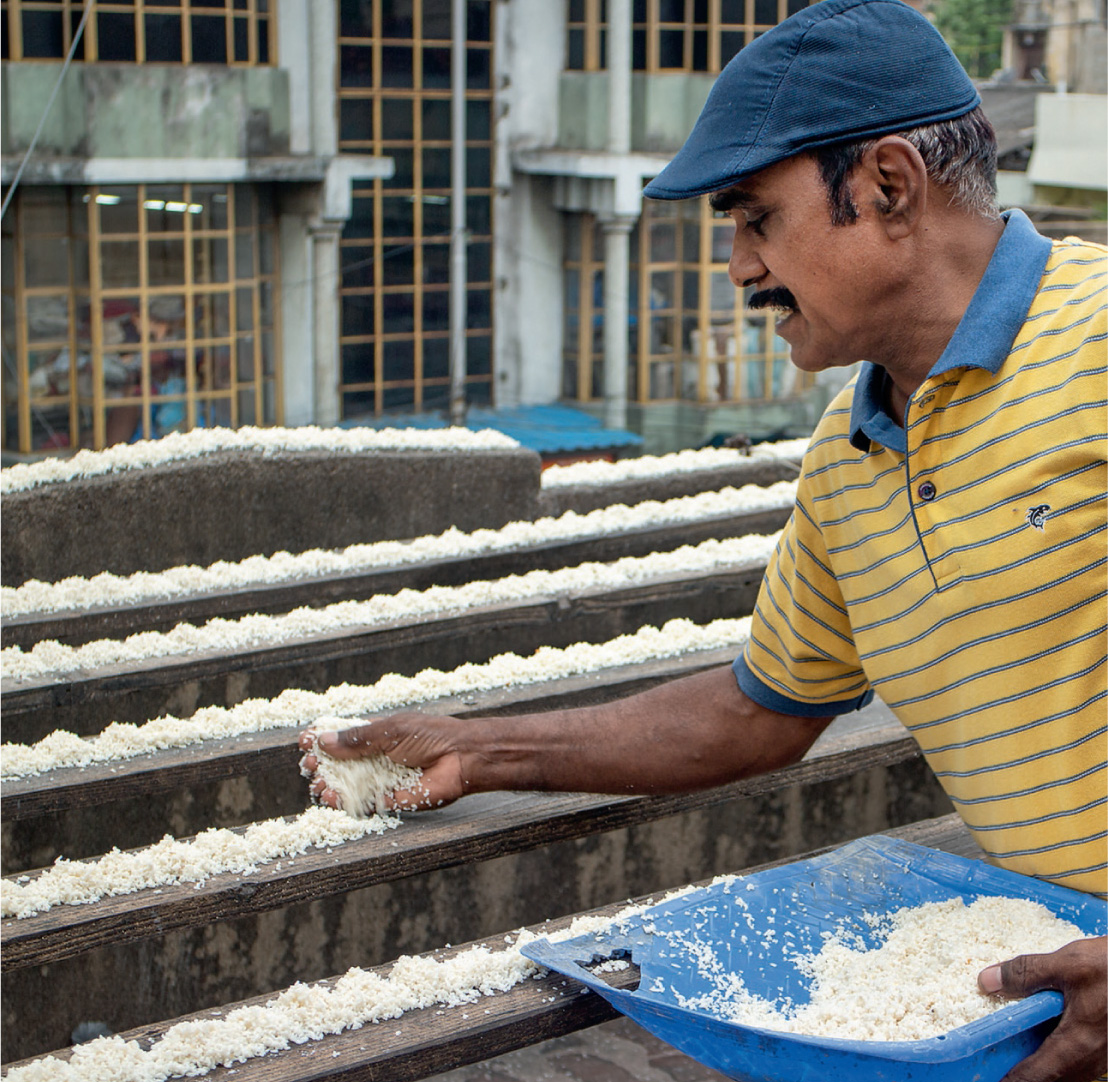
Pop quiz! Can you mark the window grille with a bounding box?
[562,199,810,405]
[1,182,282,455]
[1,0,274,64]
[566,0,815,72]
[336,0,495,419]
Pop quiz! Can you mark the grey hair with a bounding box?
[811,106,1001,225]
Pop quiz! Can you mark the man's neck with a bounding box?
[879,210,1007,425]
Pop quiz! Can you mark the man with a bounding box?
[301,1,1107,1077]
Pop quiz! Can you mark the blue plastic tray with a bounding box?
[522,835,1106,1082]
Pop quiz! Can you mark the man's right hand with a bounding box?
[298,715,468,812]
[296,665,832,816]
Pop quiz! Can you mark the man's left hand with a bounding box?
[978,935,1107,1082]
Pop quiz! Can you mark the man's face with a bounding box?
[711,153,901,373]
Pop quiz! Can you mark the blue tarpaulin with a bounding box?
[341,403,642,458]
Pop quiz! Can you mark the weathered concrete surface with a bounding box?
[1,63,291,160]
[428,1015,731,1082]
[2,504,790,651]
[0,756,953,1062]
[1,448,542,585]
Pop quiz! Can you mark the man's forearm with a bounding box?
[453,664,833,797]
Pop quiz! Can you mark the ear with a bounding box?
[858,137,928,239]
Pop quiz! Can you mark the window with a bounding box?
[1,183,282,455]
[567,0,606,71]
[567,0,816,72]
[337,0,496,419]
[1,0,274,64]
[562,200,811,405]
[562,215,605,400]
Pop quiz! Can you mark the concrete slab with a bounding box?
[427,1016,729,1082]
[1,446,541,584]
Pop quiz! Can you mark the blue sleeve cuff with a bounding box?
[732,654,874,718]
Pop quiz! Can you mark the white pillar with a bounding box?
[603,0,633,429]
[308,1,337,157]
[449,0,468,425]
[601,216,634,430]
[308,0,340,427]
[277,210,313,425]
[276,0,312,155]
[608,0,632,155]
[309,221,343,427]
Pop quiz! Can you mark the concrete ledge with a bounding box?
[1,447,542,584]
[538,457,801,517]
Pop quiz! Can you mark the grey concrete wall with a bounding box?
[495,0,568,408]
[503,0,566,149]
[1,448,542,585]
[1,64,291,159]
[496,174,566,407]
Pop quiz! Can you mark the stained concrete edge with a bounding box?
[1,447,543,583]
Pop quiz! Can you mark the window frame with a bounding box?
[2,0,276,65]
[566,0,817,72]
[562,200,810,406]
[336,0,496,420]
[1,182,283,456]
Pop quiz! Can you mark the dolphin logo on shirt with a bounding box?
[1026,504,1051,530]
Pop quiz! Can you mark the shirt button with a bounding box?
[918,481,937,501]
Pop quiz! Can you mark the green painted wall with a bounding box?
[2,63,291,159]
[558,71,715,152]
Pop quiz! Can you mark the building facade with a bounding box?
[23,1,1092,460]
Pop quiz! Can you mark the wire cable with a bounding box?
[1,0,95,221]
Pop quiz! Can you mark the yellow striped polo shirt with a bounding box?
[736,209,1107,896]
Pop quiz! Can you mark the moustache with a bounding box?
[749,287,798,314]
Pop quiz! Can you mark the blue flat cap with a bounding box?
[644,0,980,200]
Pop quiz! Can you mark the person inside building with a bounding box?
[299,1,1107,1078]
[103,296,190,445]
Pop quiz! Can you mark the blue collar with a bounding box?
[849,208,1053,453]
